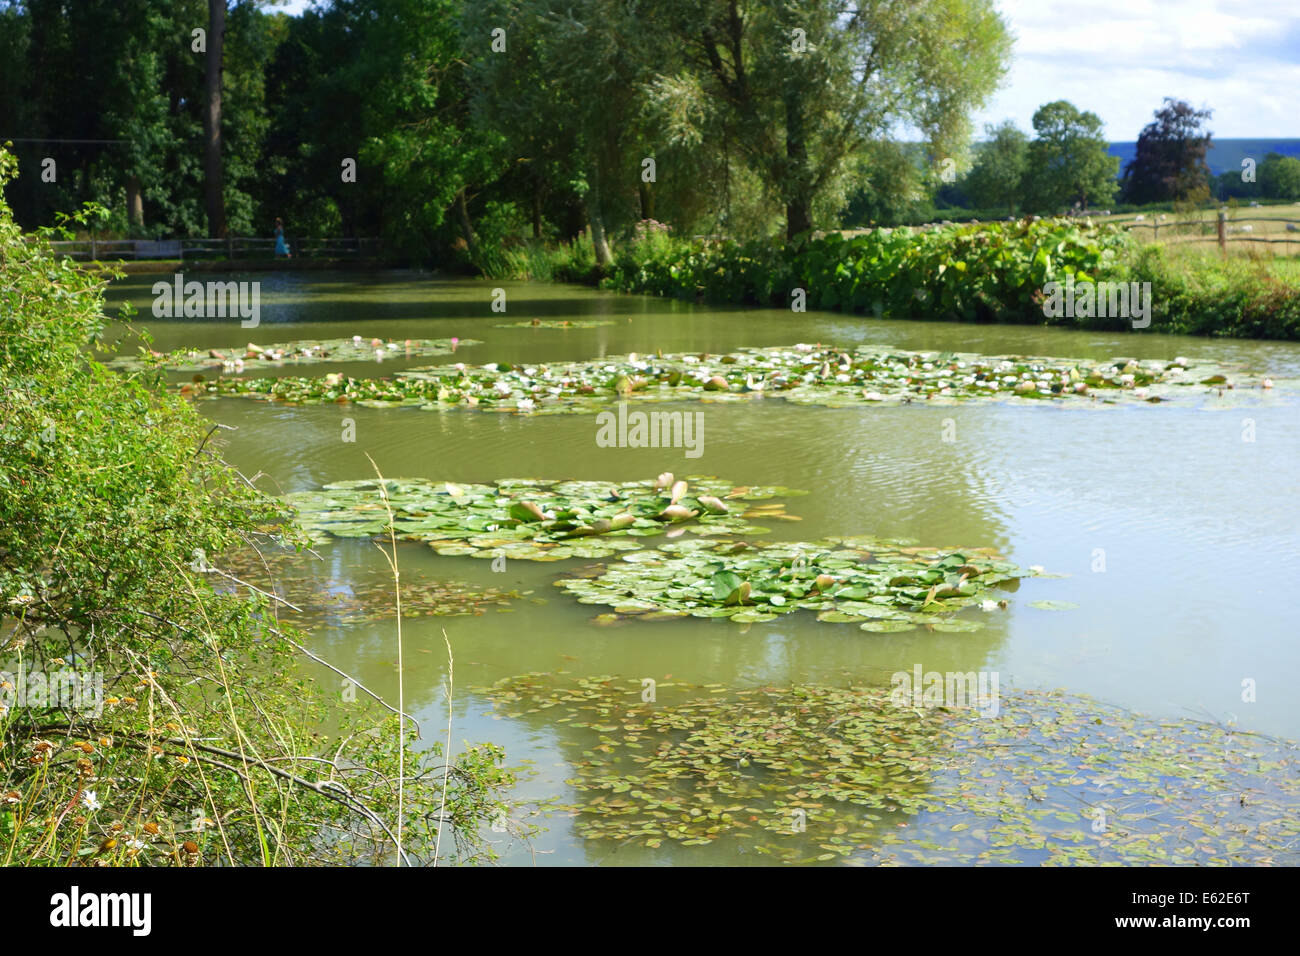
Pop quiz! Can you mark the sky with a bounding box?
[276,0,1299,139]
[971,0,1300,140]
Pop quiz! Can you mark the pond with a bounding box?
[103,271,1300,865]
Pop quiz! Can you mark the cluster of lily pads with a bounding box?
[211,546,519,625]
[484,674,1300,865]
[283,474,805,562]
[191,343,1263,412]
[495,318,616,329]
[112,336,477,373]
[557,537,1034,631]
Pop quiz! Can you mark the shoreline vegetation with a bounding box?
[485,218,1300,341]
[0,152,514,867]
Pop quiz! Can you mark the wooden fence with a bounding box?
[43,236,383,261]
[1122,212,1300,252]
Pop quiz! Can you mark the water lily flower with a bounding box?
[980,600,999,612]
[1173,356,1188,366]
[1263,378,1274,389]
[1134,387,1149,399]
[517,398,535,411]
[1120,374,1135,386]
[352,335,362,343]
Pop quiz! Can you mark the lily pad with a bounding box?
[283,474,805,561]
[182,344,1278,412]
[113,336,479,373]
[554,536,1039,629]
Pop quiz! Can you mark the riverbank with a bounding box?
[492,218,1300,341]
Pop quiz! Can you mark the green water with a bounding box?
[104,271,1300,865]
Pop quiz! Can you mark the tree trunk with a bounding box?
[204,0,227,238]
[638,180,655,221]
[127,176,144,231]
[585,169,613,266]
[784,94,813,240]
[531,179,543,239]
[455,188,480,259]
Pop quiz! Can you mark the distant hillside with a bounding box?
[1109,138,1300,178]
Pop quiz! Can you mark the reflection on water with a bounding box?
[107,271,1300,865]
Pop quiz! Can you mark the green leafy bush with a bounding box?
[0,150,513,866]
[508,216,1300,339]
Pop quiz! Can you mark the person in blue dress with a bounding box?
[274,218,290,258]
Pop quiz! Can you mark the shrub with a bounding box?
[0,149,513,866]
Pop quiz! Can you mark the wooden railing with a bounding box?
[43,236,383,261]
[1122,213,1300,252]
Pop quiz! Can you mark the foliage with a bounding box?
[484,674,1300,865]
[0,150,512,865]
[1124,244,1300,339]
[1021,101,1119,213]
[284,476,804,561]
[643,0,1012,238]
[962,120,1029,214]
[1258,152,1300,201]
[195,342,1257,411]
[558,536,1036,631]
[1121,98,1214,205]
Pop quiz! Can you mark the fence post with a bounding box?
[89,238,96,260]
[1217,211,1226,255]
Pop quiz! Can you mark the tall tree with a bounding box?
[1022,100,1118,213]
[204,0,227,237]
[647,0,1012,239]
[1259,152,1300,200]
[1121,98,1213,205]
[963,120,1027,214]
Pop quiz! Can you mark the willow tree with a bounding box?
[646,0,1012,238]
[466,0,656,264]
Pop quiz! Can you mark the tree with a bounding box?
[963,120,1028,214]
[1022,101,1118,213]
[1259,152,1300,200]
[1121,98,1213,205]
[204,0,227,237]
[647,0,1012,239]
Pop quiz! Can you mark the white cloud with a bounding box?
[976,0,1300,138]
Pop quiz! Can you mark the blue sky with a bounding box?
[276,0,1298,139]
[971,0,1300,139]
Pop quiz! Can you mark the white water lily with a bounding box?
[1134,387,1149,399]
[980,600,999,612]
[516,398,535,411]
